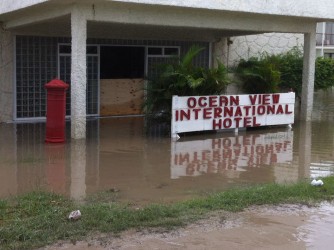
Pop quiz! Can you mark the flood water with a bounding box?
[0,90,334,205]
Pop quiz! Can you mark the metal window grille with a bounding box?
[58,44,99,116]
[16,36,209,120]
[16,36,59,119]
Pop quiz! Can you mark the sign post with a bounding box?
[171,93,295,138]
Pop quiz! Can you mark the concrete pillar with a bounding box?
[0,25,14,123]
[71,6,87,139]
[298,121,311,179]
[212,37,228,68]
[70,139,86,201]
[300,27,316,121]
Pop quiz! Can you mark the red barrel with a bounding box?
[45,79,69,143]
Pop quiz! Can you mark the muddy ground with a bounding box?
[42,203,334,250]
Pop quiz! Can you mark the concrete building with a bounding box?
[1,0,334,139]
[316,22,334,58]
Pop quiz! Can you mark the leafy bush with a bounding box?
[235,46,334,95]
[143,45,230,121]
[278,47,303,94]
[315,57,334,90]
[235,53,281,94]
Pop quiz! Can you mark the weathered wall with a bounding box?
[0,28,14,123]
[227,33,304,66]
[0,0,48,14]
[3,0,334,20]
[212,33,304,95]
[111,0,334,20]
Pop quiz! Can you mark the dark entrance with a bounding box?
[99,46,145,116]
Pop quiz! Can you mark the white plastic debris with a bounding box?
[68,210,81,220]
[311,179,324,186]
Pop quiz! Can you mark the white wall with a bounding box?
[0,0,48,15]
[113,0,334,19]
[3,0,334,20]
[228,33,304,66]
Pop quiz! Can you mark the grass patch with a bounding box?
[1,177,334,249]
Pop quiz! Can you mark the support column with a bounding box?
[212,37,228,68]
[71,7,87,139]
[70,139,86,201]
[300,26,316,121]
[298,121,311,179]
[0,25,14,123]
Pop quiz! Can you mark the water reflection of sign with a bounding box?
[171,93,295,137]
[171,131,293,179]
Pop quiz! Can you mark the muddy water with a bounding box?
[42,202,334,250]
[0,90,334,204]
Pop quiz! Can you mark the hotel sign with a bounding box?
[171,93,295,137]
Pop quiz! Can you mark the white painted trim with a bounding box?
[108,0,334,20]
[147,46,180,57]
[13,35,17,121]
[97,45,101,117]
[3,6,71,29]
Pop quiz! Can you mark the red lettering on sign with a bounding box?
[267,105,276,115]
[198,97,207,107]
[209,96,217,107]
[249,95,257,105]
[224,106,234,117]
[272,94,280,103]
[219,96,228,106]
[244,117,252,127]
[203,108,212,119]
[193,108,201,119]
[276,105,284,114]
[253,117,260,127]
[214,107,222,118]
[258,105,266,115]
[180,109,190,121]
[223,118,232,128]
[187,97,196,108]
[235,106,242,116]
[235,117,242,128]
[243,106,251,116]
[230,96,240,105]
[285,104,292,114]
[213,119,222,130]
[263,94,270,105]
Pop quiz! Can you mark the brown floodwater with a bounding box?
[0,90,334,205]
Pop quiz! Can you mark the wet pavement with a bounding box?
[42,202,334,250]
[0,90,334,204]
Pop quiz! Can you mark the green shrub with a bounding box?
[143,45,230,121]
[235,53,281,94]
[235,46,334,95]
[278,47,303,94]
[315,57,334,90]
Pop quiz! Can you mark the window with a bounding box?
[147,46,180,57]
[324,53,334,59]
[148,47,163,55]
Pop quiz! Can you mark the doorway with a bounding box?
[100,46,145,116]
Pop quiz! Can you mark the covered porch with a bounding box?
[0,0,329,138]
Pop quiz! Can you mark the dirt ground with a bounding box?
[42,203,334,250]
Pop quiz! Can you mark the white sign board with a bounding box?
[171,131,293,179]
[171,93,295,137]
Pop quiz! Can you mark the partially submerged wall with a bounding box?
[0,28,13,123]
